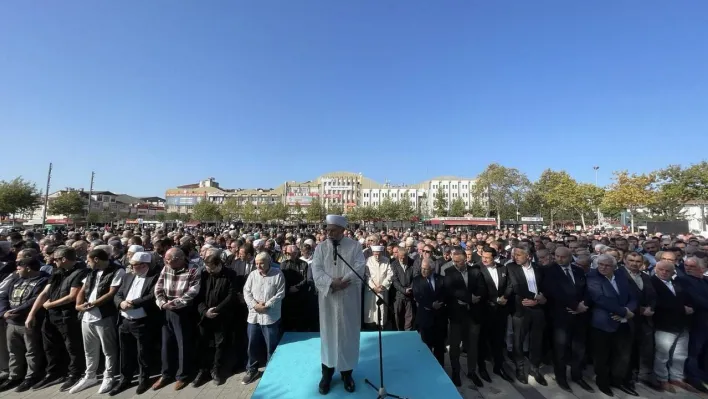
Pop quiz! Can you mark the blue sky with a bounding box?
[1,1,707,196]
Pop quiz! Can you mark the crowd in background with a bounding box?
[0,225,707,397]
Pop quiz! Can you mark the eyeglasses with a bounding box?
[422,250,431,253]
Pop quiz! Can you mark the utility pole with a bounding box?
[87,171,95,222]
[41,163,52,228]
[593,166,601,228]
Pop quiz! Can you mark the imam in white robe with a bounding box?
[364,255,393,325]
[311,237,366,371]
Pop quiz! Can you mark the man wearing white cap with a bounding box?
[363,246,392,329]
[311,215,366,394]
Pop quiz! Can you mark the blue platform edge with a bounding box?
[252,331,462,399]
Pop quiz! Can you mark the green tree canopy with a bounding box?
[433,186,447,217]
[449,198,467,217]
[306,199,326,223]
[48,191,85,219]
[396,192,416,221]
[0,177,42,218]
[473,163,530,227]
[241,202,257,223]
[192,200,222,222]
[378,197,397,220]
[602,171,655,232]
[220,198,242,222]
[328,203,344,216]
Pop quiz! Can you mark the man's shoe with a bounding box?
[15,379,35,393]
[451,373,462,387]
[0,379,21,392]
[478,368,492,383]
[341,372,355,393]
[598,385,614,396]
[192,371,210,387]
[135,380,150,395]
[612,383,638,396]
[573,378,595,393]
[174,380,187,391]
[660,381,675,393]
[109,381,131,396]
[318,376,332,395]
[69,376,99,394]
[151,376,173,391]
[531,370,547,386]
[516,372,528,384]
[467,372,483,387]
[60,376,80,392]
[32,374,64,390]
[98,377,117,394]
[493,367,514,383]
[241,370,259,385]
[670,379,700,393]
[557,380,572,393]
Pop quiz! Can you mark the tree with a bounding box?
[155,213,166,222]
[396,192,416,221]
[258,203,275,223]
[361,205,380,222]
[377,196,398,220]
[433,186,447,217]
[306,199,326,223]
[192,200,222,222]
[241,202,257,223]
[449,198,467,217]
[220,198,242,222]
[347,206,363,223]
[473,163,530,227]
[271,202,289,222]
[178,213,191,222]
[86,211,101,225]
[655,163,708,229]
[48,191,85,221]
[602,171,655,232]
[468,200,486,217]
[328,203,344,216]
[0,177,42,222]
[292,202,303,221]
[165,212,181,221]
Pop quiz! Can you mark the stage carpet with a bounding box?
[252,331,462,399]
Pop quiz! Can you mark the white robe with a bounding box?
[364,256,393,325]
[311,237,366,370]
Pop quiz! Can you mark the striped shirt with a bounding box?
[154,266,200,309]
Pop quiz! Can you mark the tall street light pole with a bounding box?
[593,166,601,228]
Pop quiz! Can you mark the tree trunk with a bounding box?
[702,204,706,232]
[579,211,586,230]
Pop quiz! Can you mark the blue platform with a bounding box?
[252,331,462,399]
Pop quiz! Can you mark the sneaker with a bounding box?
[241,370,259,385]
[69,376,100,394]
[98,377,117,394]
[60,376,81,392]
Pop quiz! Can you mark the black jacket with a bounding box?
[412,274,447,329]
[507,263,545,318]
[391,258,419,301]
[543,263,587,327]
[84,264,121,319]
[47,262,90,319]
[114,266,160,319]
[443,264,487,324]
[1,272,50,326]
[195,267,237,324]
[479,264,513,314]
[651,275,689,333]
[676,274,708,328]
[280,258,309,293]
[617,267,657,326]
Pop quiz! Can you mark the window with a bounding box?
[444,185,448,189]
[453,185,457,189]
[410,192,414,197]
[364,193,369,197]
[453,193,457,197]
[433,185,437,189]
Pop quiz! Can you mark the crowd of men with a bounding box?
[0,224,707,397]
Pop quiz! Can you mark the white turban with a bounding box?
[371,245,384,252]
[326,214,347,228]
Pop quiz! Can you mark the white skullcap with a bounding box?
[130,251,152,264]
[128,245,144,253]
[405,237,415,245]
[326,214,347,228]
[253,239,264,247]
[371,245,384,252]
[359,238,366,244]
[304,239,315,247]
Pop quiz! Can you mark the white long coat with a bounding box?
[311,237,366,370]
[364,255,392,325]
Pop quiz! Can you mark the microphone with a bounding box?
[331,239,340,266]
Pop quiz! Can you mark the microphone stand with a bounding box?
[333,243,407,399]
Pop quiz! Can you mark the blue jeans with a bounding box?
[247,320,281,372]
[654,329,689,382]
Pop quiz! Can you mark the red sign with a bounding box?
[46,218,72,224]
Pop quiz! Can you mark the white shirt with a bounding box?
[120,274,147,320]
[608,275,619,294]
[243,267,286,326]
[487,265,499,290]
[82,268,126,323]
[522,263,537,294]
[661,278,676,295]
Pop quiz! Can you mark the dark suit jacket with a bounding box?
[113,266,160,318]
[543,263,587,327]
[443,265,487,324]
[677,274,708,328]
[651,275,689,333]
[391,258,418,301]
[507,263,545,318]
[586,270,637,333]
[616,267,657,326]
[412,274,447,329]
[479,264,512,314]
